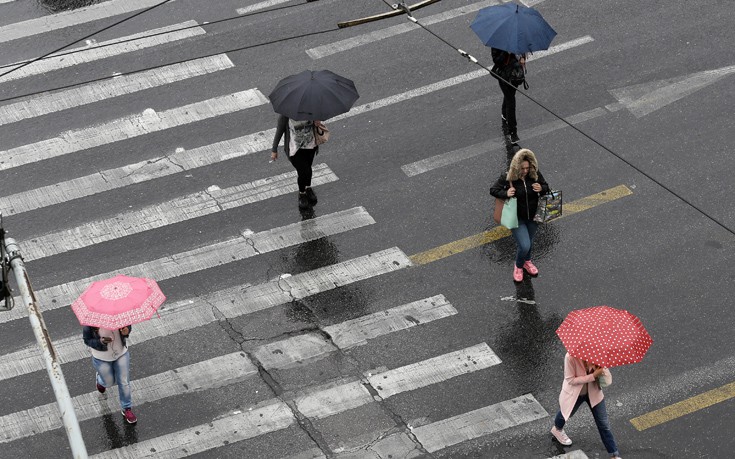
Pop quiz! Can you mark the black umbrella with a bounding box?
[268,70,359,121]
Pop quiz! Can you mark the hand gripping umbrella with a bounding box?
[268,69,359,121]
[470,2,557,54]
[71,274,166,329]
[556,305,653,368]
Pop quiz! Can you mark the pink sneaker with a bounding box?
[523,260,539,275]
[513,266,524,282]
[550,426,572,445]
[122,408,137,424]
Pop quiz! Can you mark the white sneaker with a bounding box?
[550,426,572,446]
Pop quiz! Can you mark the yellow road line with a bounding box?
[409,184,633,265]
[630,381,735,431]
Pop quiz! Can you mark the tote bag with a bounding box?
[500,197,518,229]
[533,190,563,223]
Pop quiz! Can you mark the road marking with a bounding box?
[609,64,735,118]
[0,21,204,82]
[306,0,500,59]
[547,451,590,459]
[402,107,606,177]
[237,0,293,14]
[412,394,548,452]
[0,89,268,171]
[21,164,338,261]
[89,343,497,458]
[365,343,500,399]
[0,0,181,44]
[409,185,633,265]
[0,54,233,126]
[255,295,457,370]
[324,294,456,349]
[0,248,412,381]
[630,380,735,431]
[0,352,256,444]
[1,207,377,324]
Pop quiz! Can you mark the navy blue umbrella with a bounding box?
[269,70,359,121]
[470,3,557,54]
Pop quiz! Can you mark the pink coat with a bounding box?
[558,353,612,420]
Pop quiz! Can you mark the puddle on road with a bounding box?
[37,0,106,13]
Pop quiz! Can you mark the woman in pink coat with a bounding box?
[551,353,622,458]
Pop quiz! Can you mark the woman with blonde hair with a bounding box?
[490,148,549,281]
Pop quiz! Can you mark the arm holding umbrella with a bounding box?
[271,114,289,162]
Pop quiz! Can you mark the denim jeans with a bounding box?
[554,395,619,457]
[510,219,538,268]
[93,351,132,409]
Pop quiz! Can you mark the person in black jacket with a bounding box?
[490,148,549,281]
[491,48,525,144]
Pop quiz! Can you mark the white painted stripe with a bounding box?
[412,394,548,452]
[548,451,590,459]
[0,352,256,444]
[0,207,377,324]
[22,164,338,261]
[255,295,456,369]
[0,54,233,126]
[0,0,181,44]
[237,0,292,15]
[324,294,456,349]
[0,248,411,381]
[526,36,595,61]
[402,107,607,176]
[0,21,204,82]
[89,343,494,458]
[366,343,500,398]
[306,0,499,59]
[0,0,19,3]
[0,89,268,171]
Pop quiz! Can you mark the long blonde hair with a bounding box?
[506,148,539,181]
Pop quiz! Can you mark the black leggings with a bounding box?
[288,148,317,192]
[498,79,517,132]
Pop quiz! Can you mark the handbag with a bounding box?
[314,121,330,145]
[533,190,562,223]
[500,197,518,229]
[493,197,504,224]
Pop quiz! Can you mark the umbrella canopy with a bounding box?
[556,305,653,368]
[470,3,557,54]
[268,69,359,121]
[71,275,166,329]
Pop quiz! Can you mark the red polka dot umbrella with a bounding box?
[556,305,653,368]
[71,275,166,329]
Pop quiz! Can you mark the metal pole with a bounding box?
[4,237,89,458]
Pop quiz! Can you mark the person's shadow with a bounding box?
[493,279,563,395]
[100,412,138,450]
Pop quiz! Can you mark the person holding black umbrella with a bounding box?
[271,116,321,210]
[492,48,525,144]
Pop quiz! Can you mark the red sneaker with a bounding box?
[122,408,137,424]
[96,382,106,394]
[523,260,539,276]
[513,266,524,282]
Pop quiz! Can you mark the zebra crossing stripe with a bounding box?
[21,164,338,261]
[0,352,257,444]
[306,0,499,59]
[0,207,377,324]
[411,394,548,452]
[237,0,294,14]
[0,248,412,381]
[0,89,268,171]
[0,54,234,126]
[0,21,204,82]
[0,0,181,44]
[89,343,497,458]
[254,295,457,370]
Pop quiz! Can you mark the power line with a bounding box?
[0,0,175,80]
[0,1,304,72]
[389,1,735,238]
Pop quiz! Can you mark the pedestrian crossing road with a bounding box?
[2,0,735,458]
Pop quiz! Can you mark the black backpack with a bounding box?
[493,57,528,89]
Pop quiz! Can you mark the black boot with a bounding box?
[510,131,520,144]
[298,192,310,210]
[305,187,318,205]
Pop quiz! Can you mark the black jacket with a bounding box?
[82,326,131,352]
[490,172,550,221]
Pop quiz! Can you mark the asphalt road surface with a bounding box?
[0,0,734,458]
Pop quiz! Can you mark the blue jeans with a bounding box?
[510,219,538,268]
[92,351,132,409]
[554,396,619,457]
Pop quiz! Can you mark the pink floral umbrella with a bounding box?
[71,274,166,329]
